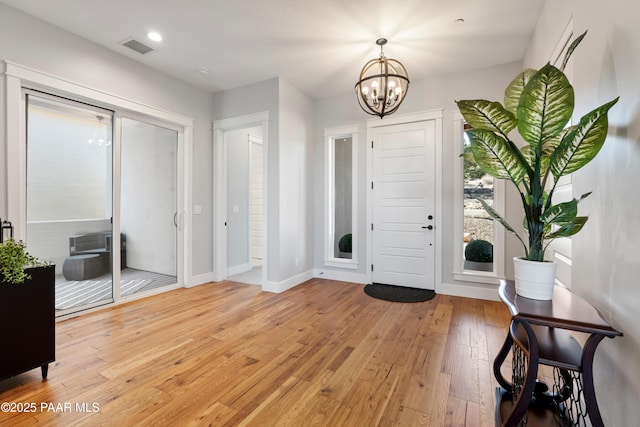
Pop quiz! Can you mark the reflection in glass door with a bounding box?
[120,118,178,291]
[26,93,115,316]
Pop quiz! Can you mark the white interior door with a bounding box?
[250,135,264,264]
[371,120,436,289]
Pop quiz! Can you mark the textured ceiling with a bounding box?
[0,0,545,99]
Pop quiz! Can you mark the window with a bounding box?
[453,113,505,283]
[324,125,358,269]
[26,95,113,222]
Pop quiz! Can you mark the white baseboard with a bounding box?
[185,272,218,288]
[186,270,499,301]
[227,262,252,277]
[313,269,368,284]
[437,281,500,301]
[263,269,314,293]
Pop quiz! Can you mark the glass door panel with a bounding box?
[26,93,114,316]
[120,118,178,292]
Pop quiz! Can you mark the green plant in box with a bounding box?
[0,239,48,284]
[456,31,618,262]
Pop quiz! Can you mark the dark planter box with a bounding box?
[0,265,55,381]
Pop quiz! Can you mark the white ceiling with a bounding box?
[1,0,545,99]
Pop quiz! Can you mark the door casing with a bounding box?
[212,112,269,286]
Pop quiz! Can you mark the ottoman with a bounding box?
[62,254,103,281]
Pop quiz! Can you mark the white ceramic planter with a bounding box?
[513,257,557,300]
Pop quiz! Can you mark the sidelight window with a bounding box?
[323,125,358,269]
[453,113,505,282]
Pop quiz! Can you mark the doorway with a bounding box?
[369,119,438,290]
[225,129,263,285]
[212,112,269,287]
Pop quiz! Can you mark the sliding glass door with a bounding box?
[25,94,181,317]
[26,93,115,315]
[120,117,178,291]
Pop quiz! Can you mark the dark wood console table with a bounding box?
[494,280,621,427]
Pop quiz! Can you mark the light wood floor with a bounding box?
[0,278,512,426]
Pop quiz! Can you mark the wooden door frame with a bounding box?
[365,109,443,291]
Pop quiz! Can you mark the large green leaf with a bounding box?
[456,100,517,137]
[550,97,619,178]
[546,216,588,239]
[541,199,578,225]
[517,64,574,148]
[467,129,528,184]
[478,198,528,254]
[504,69,537,115]
[460,151,475,164]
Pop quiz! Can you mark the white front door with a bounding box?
[371,120,436,289]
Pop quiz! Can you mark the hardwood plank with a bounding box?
[338,361,400,426]
[429,372,452,426]
[318,301,403,402]
[445,395,468,427]
[0,279,511,425]
[391,406,430,427]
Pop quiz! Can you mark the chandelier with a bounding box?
[354,38,410,119]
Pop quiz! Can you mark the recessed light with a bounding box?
[454,18,465,24]
[146,31,162,42]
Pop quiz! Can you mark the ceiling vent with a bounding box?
[121,38,154,55]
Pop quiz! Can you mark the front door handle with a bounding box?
[421,225,433,230]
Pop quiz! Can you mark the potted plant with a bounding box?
[0,238,55,381]
[456,31,618,299]
[464,239,493,272]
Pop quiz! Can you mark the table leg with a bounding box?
[581,333,607,427]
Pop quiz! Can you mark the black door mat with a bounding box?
[364,283,436,303]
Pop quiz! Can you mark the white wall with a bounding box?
[525,1,640,424]
[212,78,279,282]
[212,77,315,289]
[314,61,525,291]
[0,3,214,277]
[277,79,315,285]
